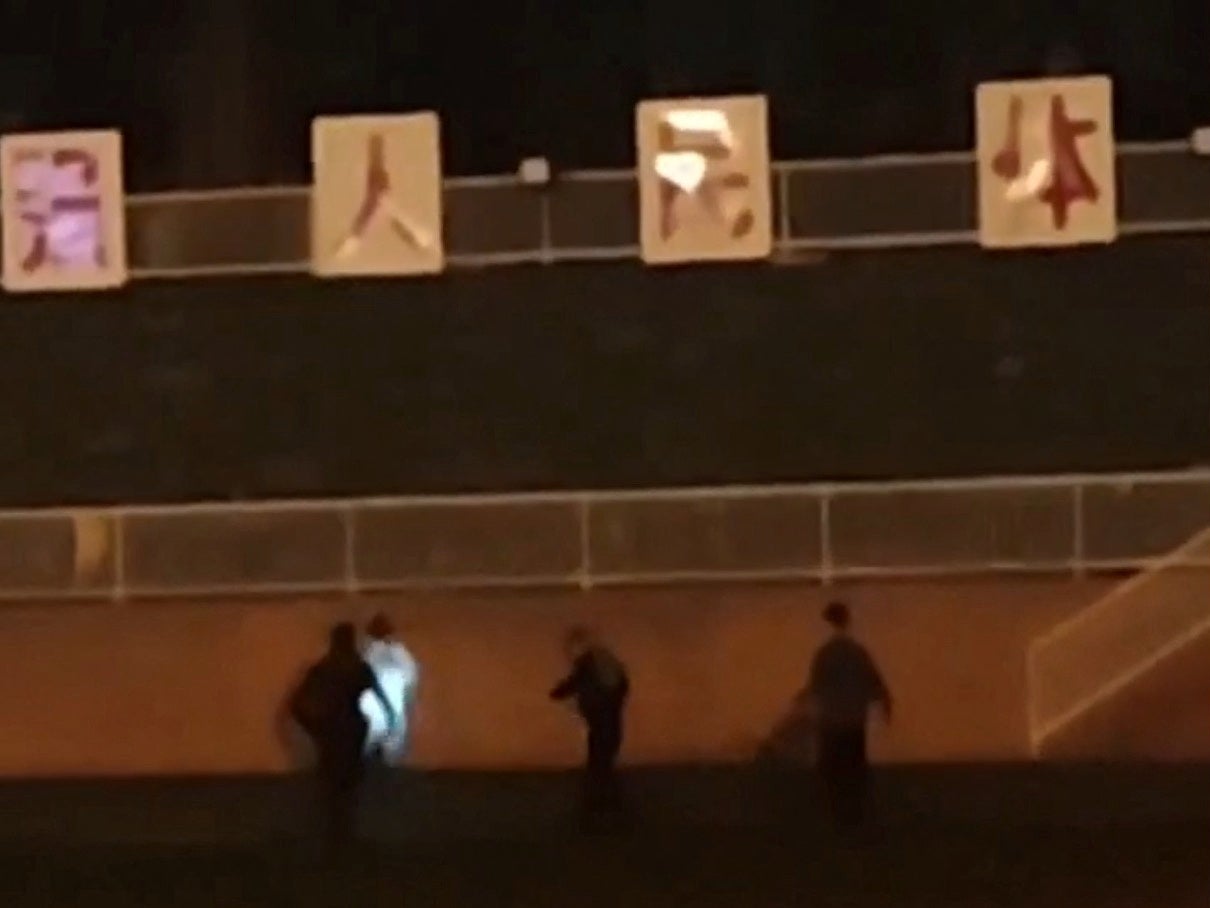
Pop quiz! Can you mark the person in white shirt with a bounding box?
[359,613,420,763]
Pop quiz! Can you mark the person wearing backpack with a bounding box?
[291,621,396,849]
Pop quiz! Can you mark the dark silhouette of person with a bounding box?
[549,626,630,822]
[804,601,892,828]
[290,621,396,849]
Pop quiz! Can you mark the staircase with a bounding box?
[1028,527,1210,757]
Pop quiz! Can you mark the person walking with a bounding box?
[804,601,892,828]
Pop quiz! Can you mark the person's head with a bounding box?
[823,600,851,632]
[329,621,358,654]
[366,612,394,641]
[564,625,593,660]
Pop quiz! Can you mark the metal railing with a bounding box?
[81,139,1210,280]
[1028,526,1210,752]
[5,466,1210,602]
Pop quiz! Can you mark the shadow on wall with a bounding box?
[276,665,313,771]
[758,689,815,766]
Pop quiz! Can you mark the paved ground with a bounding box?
[0,765,1206,906]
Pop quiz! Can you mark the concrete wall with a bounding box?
[1041,621,1210,761]
[0,577,1114,777]
[5,239,1210,508]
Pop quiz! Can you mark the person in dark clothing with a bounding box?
[291,622,396,849]
[804,601,892,828]
[549,626,630,821]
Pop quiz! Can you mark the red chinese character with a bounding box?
[991,93,1100,229]
[12,147,105,273]
[1039,94,1100,229]
[655,117,754,242]
[333,133,430,259]
[991,96,1025,182]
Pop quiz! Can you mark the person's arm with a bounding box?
[375,678,399,730]
[401,653,420,722]
[865,651,893,722]
[550,658,585,701]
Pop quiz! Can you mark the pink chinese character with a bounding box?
[12,147,105,273]
[991,93,1101,229]
[333,133,430,259]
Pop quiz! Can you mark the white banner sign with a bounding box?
[311,112,444,277]
[1,130,127,293]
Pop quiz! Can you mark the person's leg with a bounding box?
[381,712,410,765]
[330,783,355,850]
[314,742,344,849]
[580,721,624,830]
[583,724,607,816]
[850,726,870,825]
[816,726,844,824]
[599,718,623,811]
[325,730,368,852]
[833,727,867,828]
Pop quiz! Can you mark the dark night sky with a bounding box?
[0,0,1206,190]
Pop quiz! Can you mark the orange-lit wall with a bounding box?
[0,578,1111,777]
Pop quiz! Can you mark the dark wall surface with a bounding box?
[1,235,1207,506]
[9,0,1207,189]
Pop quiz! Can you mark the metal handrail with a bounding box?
[0,465,1206,601]
[13,135,1197,283]
[115,138,1192,202]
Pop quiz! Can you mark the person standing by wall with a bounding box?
[550,626,630,826]
[360,612,420,763]
[804,601,892,828]
[290,622,396,851]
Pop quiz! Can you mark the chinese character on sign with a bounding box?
[15,148,105,271]
[311,112,444,277]
[332,133,433,261]
[976,75,1116,249]
[991,94,1100,229]
[0,130,127,292]
[637,95,772,265]
[654,110,755,241]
